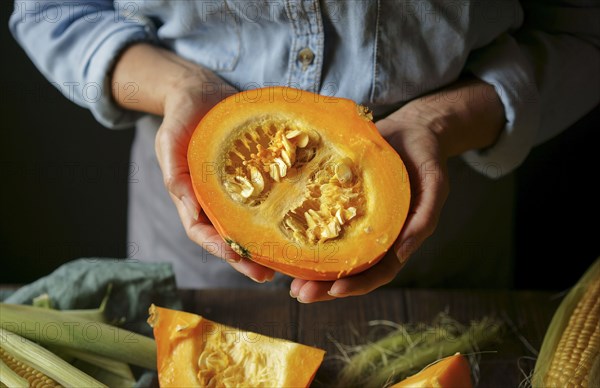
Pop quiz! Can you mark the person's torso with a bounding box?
[127,0,523,115]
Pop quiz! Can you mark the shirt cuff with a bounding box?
[462,34,541,179]
[85,23,158,129]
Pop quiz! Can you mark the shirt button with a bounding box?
[297,48,315,71]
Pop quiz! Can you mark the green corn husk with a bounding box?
[0,303,156,370]
[51,346,136,381]
[74,361,136,387]
[30,286,136,386]
[49,346,136,387]
[70,357,136,387]
[32,284,113,323]
[32,294,54,310]
[0,328,105,387]
[335,315,502,388]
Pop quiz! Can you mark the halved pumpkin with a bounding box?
[148,305,325,387]
[188,87,410,280]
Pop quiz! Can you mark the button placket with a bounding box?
[285,0,323,91]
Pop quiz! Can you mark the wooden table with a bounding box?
[179,288,562,387]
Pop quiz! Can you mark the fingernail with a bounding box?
[395,238,415,265]
[249,273,274,283]
[249,276,266,284]
[296,296,308,304]
[289,290,297,298]
[181,195,199,221]
[327,290,347,298]
[227,254,243,263]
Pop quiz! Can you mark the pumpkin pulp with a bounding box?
[188,87,410,280]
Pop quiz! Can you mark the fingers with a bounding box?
[229,258,276,283]
[395,158,449,261]
[155,115,200,220]
[288,252,402,303]
[378,117,449,265]
[153,81,275,283]
[289,278,307,297]
[160,120,275,283]
[290,278,337,303]
[328,252,402,297]
[168,191,227,254]
[170,191,276,282]
[155,84,231,220]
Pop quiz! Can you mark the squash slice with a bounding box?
[391,353,472,388]
[148,305,325,387]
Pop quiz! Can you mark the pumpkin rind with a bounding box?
[188,87,410,280]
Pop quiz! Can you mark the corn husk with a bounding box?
[0,303,156,370]
[49,345,136,387]
[30,287,136,386]
[335,314,502,388]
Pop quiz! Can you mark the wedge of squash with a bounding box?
[391,353,472,388]
[188,86,410,280]
[148,305,325,387]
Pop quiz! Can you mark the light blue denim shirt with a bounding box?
[8,1,600,288]
[10,0,599,177]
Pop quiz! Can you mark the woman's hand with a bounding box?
[290,112,449,303]
[112,43,275,282]
[290,78,506,302]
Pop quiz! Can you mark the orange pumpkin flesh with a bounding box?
[148,305,325,387]
[391,353,473,388]
[188,87,410,280]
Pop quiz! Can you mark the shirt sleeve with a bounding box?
[462,0,600,178]
[9,0,158,129]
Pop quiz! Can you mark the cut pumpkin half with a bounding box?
[188,87,410,280]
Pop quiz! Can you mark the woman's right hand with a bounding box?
[112,43,276,283]
[289,78,506,303]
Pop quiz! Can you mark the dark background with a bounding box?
[1,2,598,289]
[1,2,133,282]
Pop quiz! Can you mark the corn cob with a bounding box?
[0,357,29,388]
[1,347,59,387]
[0,328,104,387]
[533,257,600,387]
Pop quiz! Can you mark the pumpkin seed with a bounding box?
[220,119,363,244]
